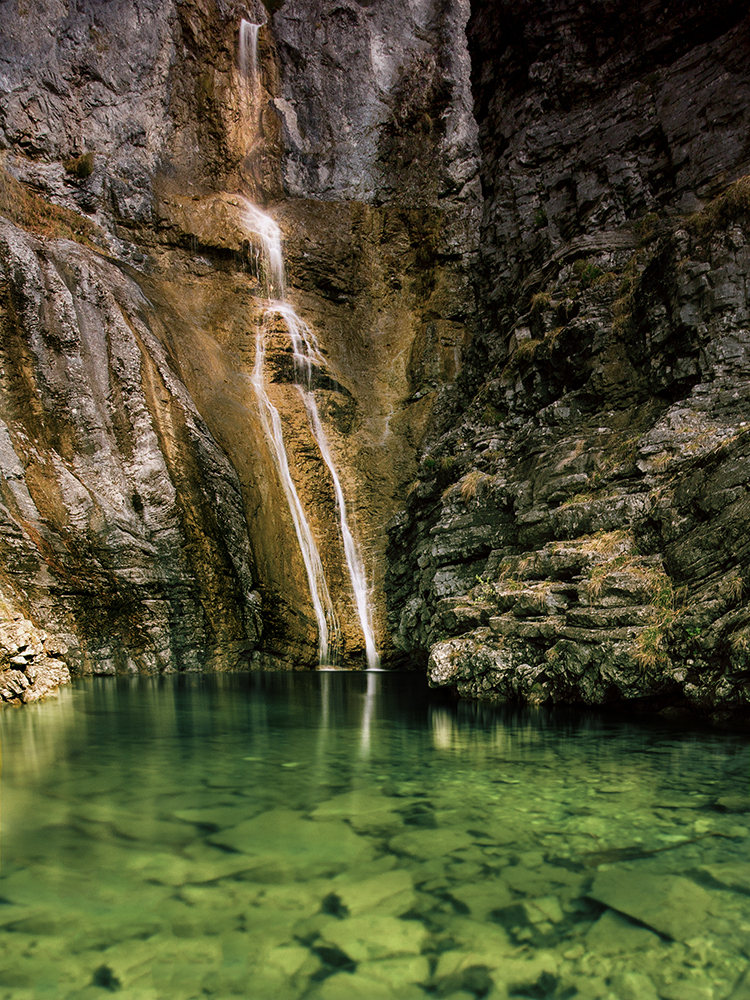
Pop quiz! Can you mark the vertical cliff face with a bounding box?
[0,218,262,679]
[6,0,748,717]
[386,1,750,721]
[261,0,480,659]
[0,0,267,681]
[0,0,480,682]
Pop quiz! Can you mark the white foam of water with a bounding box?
[241,199,285,300]
[271,303,379,669]
[299,389,379,670]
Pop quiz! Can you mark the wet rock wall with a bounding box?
[385,1,750,722]
[0,0,480,678]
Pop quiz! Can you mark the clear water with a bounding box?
[0,672,748,1000]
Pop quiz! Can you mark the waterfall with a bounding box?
[239,20,261,85]
[242,201,285,300]
[249,325,338,665]
[240,197,380,668]
[279,303,379,670]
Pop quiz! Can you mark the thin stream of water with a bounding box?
[238,19,261,86]
[240,196,379,667]
[249,329,338,664]
[300,390,379,671]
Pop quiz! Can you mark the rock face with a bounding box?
[2,0,750,717]
[0,219,262,674]
[0,0,479,679]
[271,0,478,206]
[386,1,750,721]
[0,614,70,704]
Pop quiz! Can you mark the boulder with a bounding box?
[587,868,713,941]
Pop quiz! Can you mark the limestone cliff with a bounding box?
[386,0,750,722]
[0,0,478,687]
[2,0,749,720]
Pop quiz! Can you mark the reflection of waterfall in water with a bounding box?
[360,671,377,754]
[238,20,261,85]
[240,194,380,668]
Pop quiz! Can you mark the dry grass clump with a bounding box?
[584,529,633,558]
[63,151,95,180]
[571,258,604,288]
[719,571,744,604]
[501,336,542,380]
[514,337,542,362]
[583,530,672,610]
[544,325,566,347]
[730,629,750,654]
[634,623,671,670]
[530,291,552,313]
[459,470,490,501]
[688,174,750,236]
[611,253,642,336]
[0,165,99,249]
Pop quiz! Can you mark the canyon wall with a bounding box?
[0,0,479,694]
[386,0,750,722]
[1,0,749,721]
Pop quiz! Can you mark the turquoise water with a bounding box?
[0,672,748,1000]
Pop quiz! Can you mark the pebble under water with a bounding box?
[0,672,748,1000]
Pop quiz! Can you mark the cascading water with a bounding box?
[238,19,261,86]
[237,20,379,668]
[282,306,380,671]
[249,317,338,665]
[240,194,380,669]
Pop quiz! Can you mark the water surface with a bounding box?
[1,672,748,999]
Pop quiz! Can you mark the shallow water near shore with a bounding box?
[0,671,748,999]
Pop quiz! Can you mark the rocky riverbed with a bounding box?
[1,674,748,998]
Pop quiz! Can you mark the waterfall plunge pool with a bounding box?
[0,672,748,999]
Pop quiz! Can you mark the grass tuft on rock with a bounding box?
[0,164,99,249]
[688,174,750,236]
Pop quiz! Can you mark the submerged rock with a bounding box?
[320,914,428,963]
[587,868,714,942]
[207,808,375,878]
[585,910,663,955]
[715,796,750,814]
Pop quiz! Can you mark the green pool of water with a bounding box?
[0,671,748,999]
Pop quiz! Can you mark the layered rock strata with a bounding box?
[0,612,70,704]
[386,1,750,721]
[0,0,479,680]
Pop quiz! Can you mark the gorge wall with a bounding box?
[0,0,478,694]
[386,0,750,723]
[0,0,749,723]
